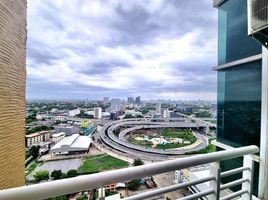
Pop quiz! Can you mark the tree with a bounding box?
[65,169,78,178]
[29,145,40,159]
[76,194,88,200]
[34,170,49,183]
[50,195,68,200]
[133,158,144,166]
[51,170,63,180]
[127,179,141,191]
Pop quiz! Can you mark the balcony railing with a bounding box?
[0,145,259,200]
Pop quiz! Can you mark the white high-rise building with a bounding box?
[163,109,170,118]
[94,107,102,119]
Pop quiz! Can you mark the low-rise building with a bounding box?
[50,134,91,155]
[52,115,67,122]
[68,109,81,117]
[55,124,79,136]
[51,132,66,143]
[26,131,50,147]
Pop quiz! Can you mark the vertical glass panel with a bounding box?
[217,61,261,148]
[218,0,261,65]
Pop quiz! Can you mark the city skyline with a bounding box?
[27,0,217,100]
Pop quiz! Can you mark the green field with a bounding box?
[78,154,129,174]
[156,143,187,149]
[128,137,153,148]
[160,129,197,143]
[127,129,197,149]
[25,161,39,176]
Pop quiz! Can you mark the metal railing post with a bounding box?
[99,186,105,200]
[208,162,220,200]
[242,154,254,200]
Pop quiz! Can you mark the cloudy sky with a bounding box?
[27,0,217,101]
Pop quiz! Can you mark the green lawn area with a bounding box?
[156,143,187,149]
[78,154,129,174]
[127,129,197,149]
[128,137,153,148]
[160,129,197,143]
[186,143,216,154]
[25,161,39,176]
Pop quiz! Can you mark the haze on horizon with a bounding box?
[27,0,217,101]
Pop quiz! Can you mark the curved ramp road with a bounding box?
[93,118,211,160]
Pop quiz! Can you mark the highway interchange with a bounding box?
[93,116,216,161]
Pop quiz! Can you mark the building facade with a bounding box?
[213,0,266,197]
[50,134,91,155]
[94,107,102,119]
[26,131,50,147]
[68,109,81,117]
[51,132,66,143]
[0,0,27,189]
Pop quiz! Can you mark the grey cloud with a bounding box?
[27,0,217,100]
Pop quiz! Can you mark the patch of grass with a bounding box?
[25,161,39,176]
[105,190,118,197]
[161,130,197,143]
[186,143,216,155]
[128,137,153,148]
[156,143,187,149]
[78,155,129,173]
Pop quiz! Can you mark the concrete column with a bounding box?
[258,47,268,199]
[0,0,27,189]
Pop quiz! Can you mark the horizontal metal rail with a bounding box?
[220,166,249,178]
[220,189,248,200]
[220,178,249,190]
[0,145,259,200]
[123,176,215,200]
[179,189,215,200]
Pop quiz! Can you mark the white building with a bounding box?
[85,110,94,116]
[26,131,50,147]
[163,109,171,118]
[50,134,91,155]
[51,132,65,143]
[68,109,81,117]
[53,115,67,122]
[125,110,142,117]
[94,107,102,119]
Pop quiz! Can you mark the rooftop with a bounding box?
[51,132,66,138]
[26,131,49,138]
[51,134,91,150]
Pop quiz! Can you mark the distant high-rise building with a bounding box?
[94,107,102,119]
[135,96,141,104]
[0,0,27,189]
[156,103,161,114]
[127,97,134,104]
[103,97,109,104]
[110,99,121,112]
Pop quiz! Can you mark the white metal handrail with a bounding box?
[0,145,259,200]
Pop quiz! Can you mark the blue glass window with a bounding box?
[217,61,261,148]
[218,0,261,65]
